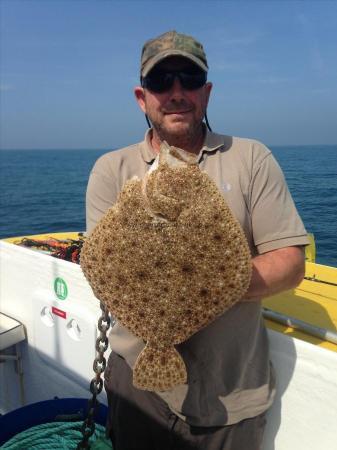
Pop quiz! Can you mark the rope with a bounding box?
[15,237,85,264]
[1,421,112,450]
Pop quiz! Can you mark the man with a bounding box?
[86,31,309,450]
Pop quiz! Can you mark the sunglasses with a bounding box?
[141,69,207,93]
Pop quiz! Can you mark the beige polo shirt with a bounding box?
[86,130,309,426]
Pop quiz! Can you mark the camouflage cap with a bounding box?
[141,31,208,77]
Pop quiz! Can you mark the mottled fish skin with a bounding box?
[80,141,252,391]
[134,343,187,391]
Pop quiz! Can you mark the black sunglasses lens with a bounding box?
[180,72,206,90]
[143,70,206,93]
[143,72,174,93]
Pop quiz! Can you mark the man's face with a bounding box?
[135,57,212,146]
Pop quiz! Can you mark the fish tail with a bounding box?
[133,343,187,391]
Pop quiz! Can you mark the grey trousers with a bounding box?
[104,352,266,450]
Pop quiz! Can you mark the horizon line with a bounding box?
[1,143,337,151]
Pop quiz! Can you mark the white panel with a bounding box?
[0,241,106,413]
[263,331,337,450]
[33,295,98,387]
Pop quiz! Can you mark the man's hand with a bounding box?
[243,246,306,302]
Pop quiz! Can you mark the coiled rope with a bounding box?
[1,421,112,450]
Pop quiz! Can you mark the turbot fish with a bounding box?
[80,141,252,391]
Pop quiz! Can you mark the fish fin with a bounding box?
[133,343,187,391]
[142,171,182,221]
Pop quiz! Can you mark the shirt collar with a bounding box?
[139,127,225,164]
[198,128,225,159]
[139,129,157,164]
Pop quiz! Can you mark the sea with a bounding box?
[1,145,336,267]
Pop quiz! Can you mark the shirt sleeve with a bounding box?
[250,152,310,254]
[86,164,119,235]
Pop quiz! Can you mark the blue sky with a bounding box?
[1,0,337,149]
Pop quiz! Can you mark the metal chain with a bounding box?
[77,301,111,449]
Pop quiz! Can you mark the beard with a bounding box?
[149,112,204,151]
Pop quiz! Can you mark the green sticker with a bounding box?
[54,277,68,300]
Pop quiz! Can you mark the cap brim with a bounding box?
[141,49,208,77]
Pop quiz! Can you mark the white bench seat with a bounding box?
[0,313,25,351]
